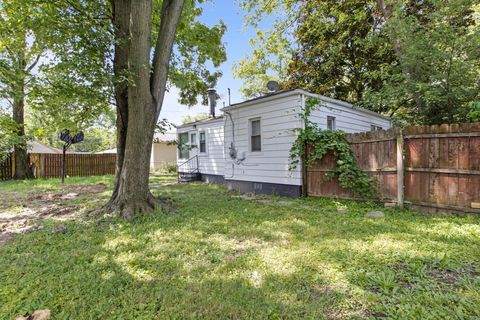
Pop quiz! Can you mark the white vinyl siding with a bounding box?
[224,94,303,186]
[176,119,224,175]
[176,89,391,186]
[309,100,391,133]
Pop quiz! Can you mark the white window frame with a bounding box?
[327,116,336,131]
[249,117,262,153]
[371,124,383,131]
[199,130,207,154]
[190,132,197,148]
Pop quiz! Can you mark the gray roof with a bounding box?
[175,116,224,129]
[153,132,177,142]
[27,141,62,154]
[221,88,390,121]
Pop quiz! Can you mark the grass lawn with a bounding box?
[1,175,479,319]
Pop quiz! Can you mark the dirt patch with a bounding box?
[0,183,107,247]
[428,267,479,285]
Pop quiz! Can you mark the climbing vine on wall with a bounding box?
[289,98,377,197]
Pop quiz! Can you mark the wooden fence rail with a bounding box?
[0,153,116,180]
[307,122,480,214]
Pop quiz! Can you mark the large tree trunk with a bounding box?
[109,0,130,201]
[108,0,185,219]
[12,53,32,180]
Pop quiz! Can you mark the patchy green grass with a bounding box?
[0,176,479,319]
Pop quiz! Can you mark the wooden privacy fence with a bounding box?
[0,153,116,180]
[0,154,13,181]
[307,122,480,214]
[29,153,116,178]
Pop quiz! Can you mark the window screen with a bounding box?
[178,133,189,159]
[327,116,336,130]
[199,132,206,153]
[371,125,383,131]
[251,119,261,152]
[190,133,197,147]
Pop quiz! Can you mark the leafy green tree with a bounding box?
[237,0,480,125]
[373,0,480,124]
[233,0,298,97]
[0,0,113,178]
[286,0,396,111]
[181,113,209,124]
[0,112,30,161]
[0,0,49,178]
[108,0,226,218]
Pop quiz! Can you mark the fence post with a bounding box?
[396,129,405,208]
[302,143,308,197]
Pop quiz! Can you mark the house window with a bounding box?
[250,118,261,152]
[371,125,383,131]
[327,116,336,130]
[190,132,197,148]
[199,131,206,153]
[178,132,189,159]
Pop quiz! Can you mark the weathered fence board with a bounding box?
[307,122,480,214]
[307,129,399,201]
[0,154,12,180]
[1,153,116,180]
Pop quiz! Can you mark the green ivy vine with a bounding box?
[289,98,377,198]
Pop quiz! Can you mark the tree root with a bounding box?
[102,190,177,220]
[103,190,157,220]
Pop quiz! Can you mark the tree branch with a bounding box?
[26,53,41,72]
[151,0,186,121]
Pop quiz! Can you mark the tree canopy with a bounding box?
[236,0,480,125]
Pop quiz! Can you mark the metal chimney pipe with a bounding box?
[207,88,216,118]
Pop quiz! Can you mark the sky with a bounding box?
[161,1,257,126]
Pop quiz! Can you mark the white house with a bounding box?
[177,88,391,196]
[96,132,177,171]
[150,132,177,171]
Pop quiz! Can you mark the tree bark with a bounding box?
[108,0,185,219]
[12,47,33,180]
[109,0,130,201]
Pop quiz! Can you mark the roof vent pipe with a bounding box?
[207,88,216,118]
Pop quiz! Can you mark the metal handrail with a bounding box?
[177,155,198,170]
[177,155,199,182]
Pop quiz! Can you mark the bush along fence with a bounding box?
[0,153,116,180]
[305,122,480,214]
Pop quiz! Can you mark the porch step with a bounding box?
[178,172,201,183]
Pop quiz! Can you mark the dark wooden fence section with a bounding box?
[307,123,480,214]
[0,153,116,180]
[30,153,116,178]
[0,154,13,180]
[403,123,480,213]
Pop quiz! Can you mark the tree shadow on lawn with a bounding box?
[1,182,479,319]
[0,217,365,319]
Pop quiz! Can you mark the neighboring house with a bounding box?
[95,133,177,171]
[151,132,177,170]
[177,88,391,196]
[27,140,63,154]
[95,148,116,154]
